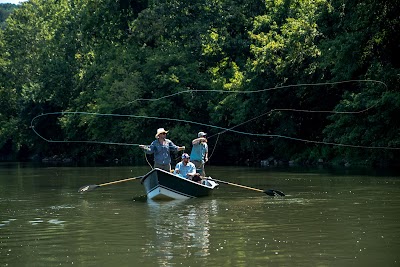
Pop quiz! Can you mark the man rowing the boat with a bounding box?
[174,153,202,182]
[139,128,185,172]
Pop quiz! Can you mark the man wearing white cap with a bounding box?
[190,131,208,176]
[139,128,185,171]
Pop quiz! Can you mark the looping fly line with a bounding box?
[30,79,399,150]
[126,79,386,104]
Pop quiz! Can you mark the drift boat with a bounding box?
[140,168,219,200]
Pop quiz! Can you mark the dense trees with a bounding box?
[0,4,18,29]
[0,0,399,166]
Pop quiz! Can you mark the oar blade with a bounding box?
[78,184,100,193]
[264,189,285,197]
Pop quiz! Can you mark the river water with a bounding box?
[0,163,399,266]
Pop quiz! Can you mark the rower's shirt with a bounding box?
[174,161,196,179]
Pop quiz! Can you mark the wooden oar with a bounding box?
[78,175,144,193]
[206,177,285,196]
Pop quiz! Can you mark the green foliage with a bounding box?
[0,0,399,165]
[0,3,19,29]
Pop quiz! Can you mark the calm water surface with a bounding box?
[0,163,399,266]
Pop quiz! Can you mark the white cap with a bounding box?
[198,131,207,137]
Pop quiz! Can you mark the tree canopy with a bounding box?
[0,0,399,166]
[0,3,18,29]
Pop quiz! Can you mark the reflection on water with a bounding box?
[144,199,218,264]
[0,163,399,266]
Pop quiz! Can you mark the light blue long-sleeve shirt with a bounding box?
[144,139,179,165]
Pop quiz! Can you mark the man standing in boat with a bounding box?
[190,131,208,176]
[174,153,201,182]
[139,128,185,172]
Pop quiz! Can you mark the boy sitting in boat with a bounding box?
[174,153,202,182]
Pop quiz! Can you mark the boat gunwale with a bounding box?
[141,168,218,189]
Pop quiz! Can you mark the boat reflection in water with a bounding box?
[143,198,219,264]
